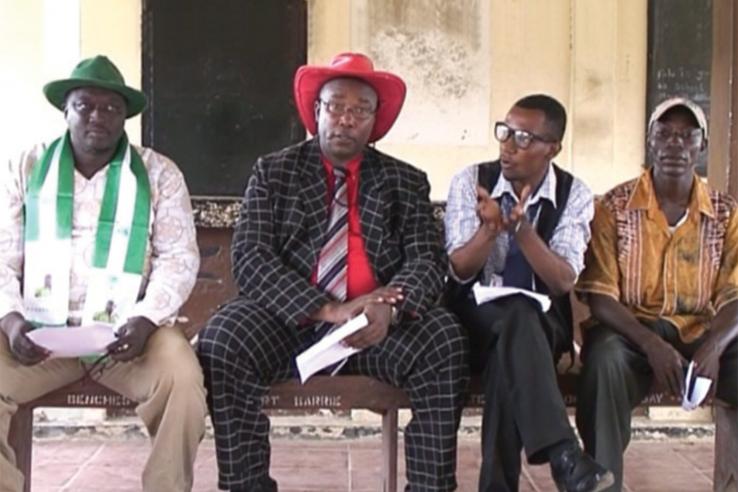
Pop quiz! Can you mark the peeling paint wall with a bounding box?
[352,0,490,146]
[310,0,647,199]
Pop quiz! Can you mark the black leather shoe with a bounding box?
[550,443,614,492]
[231,476,278,492]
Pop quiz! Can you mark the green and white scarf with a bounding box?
[23,132,151,327]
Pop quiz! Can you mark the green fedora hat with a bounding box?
[43,55,147,118]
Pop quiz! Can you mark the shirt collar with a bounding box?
[321,154,362,176]
[490,162,557,208]
[627,169,715,219]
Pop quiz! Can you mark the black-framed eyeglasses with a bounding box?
[69,100,125,118]
[650,123,704,148]
[319,99,377,121]
[494,122,557,149]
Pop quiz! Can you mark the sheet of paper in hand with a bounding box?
[681,360,712,411]
[26,323,117,358]
[296,314,369,383]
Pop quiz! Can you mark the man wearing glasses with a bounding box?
[198,52,469,491]
[444,94,612,491]
[576,97,738,491]
[0,56,206,492]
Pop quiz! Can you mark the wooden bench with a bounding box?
[10,371,735,491]
[8,220,738,491]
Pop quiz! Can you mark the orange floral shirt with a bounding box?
[577,170,738,342]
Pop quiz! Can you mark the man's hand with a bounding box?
[501,184,532,232]
[641,335,687,397]
[692,333,724,399]
[312,287,403,325]
[476,186,503,236]
[0,312,50,366]
[343,302,392,349]
[106,316,158,362]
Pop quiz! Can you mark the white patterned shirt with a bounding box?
[444,162,594,285]
[0,142,200,326]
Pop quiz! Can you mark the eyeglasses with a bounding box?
[650,124,703,147]
[69,100,125,117]
[319,100,377,121]
[494,122,556,149]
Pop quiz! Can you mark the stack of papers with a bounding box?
[296,314,369,383]
[26,323,116,358]
[472,282,551,312]
[682,361,712,411]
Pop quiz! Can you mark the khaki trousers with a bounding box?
[0,326,207,492]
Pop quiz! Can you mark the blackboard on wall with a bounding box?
[647,0,712,175]
[142,0,307,196]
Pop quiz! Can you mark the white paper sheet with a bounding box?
[26,323,117,358]
[681,361,712,411]
[472,282,551,312]
[296,314,369,383]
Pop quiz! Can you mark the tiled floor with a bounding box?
[30,437,713,491]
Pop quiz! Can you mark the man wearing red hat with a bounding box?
[198,52,469,491]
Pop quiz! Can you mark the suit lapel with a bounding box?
[297,139,329,261]
[358,149,386,267]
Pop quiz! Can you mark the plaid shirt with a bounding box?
[444,162,594,286]
[577,171,738,342]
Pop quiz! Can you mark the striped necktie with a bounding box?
[316,168,349,301]
[313,168,351,375]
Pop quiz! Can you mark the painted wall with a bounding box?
[0,0,140,166]
[309,0,647,198]
[1,0,645,199]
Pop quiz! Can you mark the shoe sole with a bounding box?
[591,471,615,492]
[553,471,615,492]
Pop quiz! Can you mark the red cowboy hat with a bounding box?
[293,52,406,143]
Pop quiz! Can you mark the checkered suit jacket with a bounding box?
[231,138,446,329]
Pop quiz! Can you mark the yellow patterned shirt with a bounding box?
[577,170,738,342]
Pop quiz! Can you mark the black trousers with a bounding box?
[453,294,575,492]
[576,319,738,492]
[197,297,469,492]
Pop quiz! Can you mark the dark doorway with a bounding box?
[142,0,307,196]
[647,0,711,175]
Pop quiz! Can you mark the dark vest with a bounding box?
[445,160,575,330]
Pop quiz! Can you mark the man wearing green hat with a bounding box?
[0,55,207,492]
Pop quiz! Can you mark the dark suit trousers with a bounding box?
[576,320,738,492]
[453,294,575,492]
[197,297,469,492]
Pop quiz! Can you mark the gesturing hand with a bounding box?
[476,186,503,236]
[502,184,532,232]
[106,316,158,362]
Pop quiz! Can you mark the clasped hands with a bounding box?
[476,184,533,236]
[313,286,403,349]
